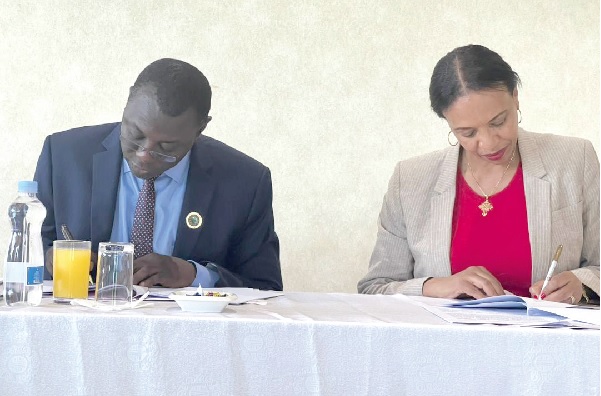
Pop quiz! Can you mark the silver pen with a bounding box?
[538,245,563,300]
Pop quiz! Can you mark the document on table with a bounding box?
[408,295,600,328]
[139,286,284,305]
[42,280,95,296]
[40,281,283,305]
[534,305,600,326]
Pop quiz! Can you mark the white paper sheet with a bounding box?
[42,280,97,296]
[140,286,284,305]
[40,281,284,305]
[535,306,600,326]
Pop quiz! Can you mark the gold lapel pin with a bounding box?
[186,212,203,229]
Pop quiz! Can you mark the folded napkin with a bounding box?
[70,291,151,311]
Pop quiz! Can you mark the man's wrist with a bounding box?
[170,257,197,286]
[187,261,220,288]
[187,260,198,277]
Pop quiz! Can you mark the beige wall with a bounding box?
[0,0,598,292]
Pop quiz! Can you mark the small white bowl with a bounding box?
[168,291,237,313]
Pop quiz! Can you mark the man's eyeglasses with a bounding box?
[120,134,177,163]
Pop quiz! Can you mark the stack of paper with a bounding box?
[410,295,599,329]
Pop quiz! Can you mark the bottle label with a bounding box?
[26,265,44,285]
[4,262,44,285]
[4,261,25,283]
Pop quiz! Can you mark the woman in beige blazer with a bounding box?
[358,45,599,304]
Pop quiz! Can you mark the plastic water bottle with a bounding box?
[3,181,46,306]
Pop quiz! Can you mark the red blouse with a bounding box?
[450,164,532,297]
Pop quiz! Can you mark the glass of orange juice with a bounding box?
[53,240,91,303]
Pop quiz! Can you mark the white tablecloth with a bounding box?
[0,292,598,395]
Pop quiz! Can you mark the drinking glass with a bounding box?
[95,242,134,306]
[53,240,91,303]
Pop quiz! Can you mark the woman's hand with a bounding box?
[422,266,504,299]
[529,271,582,304]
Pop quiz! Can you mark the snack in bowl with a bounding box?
[168,290,236,313]
[194,291,228,297]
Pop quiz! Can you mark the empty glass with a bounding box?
[94,242,134,306]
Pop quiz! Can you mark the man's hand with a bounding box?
[422,266,505,299]
[45,247,97,277]
[133,253,196,288]
[45,248,54,276]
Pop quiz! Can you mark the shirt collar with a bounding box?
[122,152,191,184]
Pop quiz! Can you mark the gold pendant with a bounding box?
[478,198,493,217]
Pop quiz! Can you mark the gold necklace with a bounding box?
[466,146,517,217]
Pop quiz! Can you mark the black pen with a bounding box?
[60,224,93,285]
[61,224,74,240]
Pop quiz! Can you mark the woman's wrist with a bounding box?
[580,284,593,304]
[422,277,435,296]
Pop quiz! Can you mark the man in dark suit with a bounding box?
[34,58,282,290]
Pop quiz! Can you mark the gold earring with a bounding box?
[518,109,522,124]
[447,131,458,146]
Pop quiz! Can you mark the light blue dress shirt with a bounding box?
[110,153,219,287]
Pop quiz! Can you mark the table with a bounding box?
[0,292,599,395]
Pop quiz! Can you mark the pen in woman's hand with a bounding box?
[539,244,563,300]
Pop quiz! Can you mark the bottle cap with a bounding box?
[18,180,38,194]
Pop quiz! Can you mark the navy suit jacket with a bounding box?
[34,123,282,290]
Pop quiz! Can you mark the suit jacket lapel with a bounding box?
[173,137,216,259]
[430,145,460,276]
[519,129,551,282]
[91,124,122,249]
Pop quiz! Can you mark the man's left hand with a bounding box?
[133,253,196,288]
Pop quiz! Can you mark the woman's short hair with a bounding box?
[429,45,521,118]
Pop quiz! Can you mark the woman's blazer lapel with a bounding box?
[518,129,552,283]
[429,145,460,276]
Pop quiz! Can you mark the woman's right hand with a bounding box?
[422,266,505,299]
